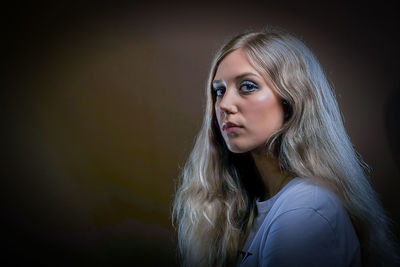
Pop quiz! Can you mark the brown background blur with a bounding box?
[2,1,400,266]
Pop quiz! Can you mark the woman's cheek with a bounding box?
[245,93,283,137]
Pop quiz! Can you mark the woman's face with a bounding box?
[213,48,284,153]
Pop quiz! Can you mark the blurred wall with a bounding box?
[3,2,399,266]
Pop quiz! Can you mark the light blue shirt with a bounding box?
[238,177,361,267]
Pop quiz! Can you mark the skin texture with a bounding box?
[213,48,284,154]
[213,48,293,199]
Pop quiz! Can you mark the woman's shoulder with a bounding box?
[239,178,361,267]
[271,177,350,228]
[257,177,361,266]
[275,177,345,215]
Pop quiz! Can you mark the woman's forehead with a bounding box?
[213,49,262,82]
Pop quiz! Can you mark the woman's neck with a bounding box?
[250,150,293,200]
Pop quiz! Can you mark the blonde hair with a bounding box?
[172,28,399,266]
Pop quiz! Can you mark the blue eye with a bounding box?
[213,86,225,98]
[240,80,258,93]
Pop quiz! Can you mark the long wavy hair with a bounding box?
[172,28,399,266]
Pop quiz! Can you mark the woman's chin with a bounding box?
[226,143,251,154]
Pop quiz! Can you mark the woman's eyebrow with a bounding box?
[213,72,260,85]
[234,72,260,82]
[212,80,226,86]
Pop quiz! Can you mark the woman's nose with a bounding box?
[218,90,238,114]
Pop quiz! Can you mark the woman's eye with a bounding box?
[214,87,225,98]
[240,81,258,93]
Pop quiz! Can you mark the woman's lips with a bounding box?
[222,122,243,134]
[225,126,243,134]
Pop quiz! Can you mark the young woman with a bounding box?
[172,28,398,266]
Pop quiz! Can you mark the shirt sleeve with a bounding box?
[260,208,343,267]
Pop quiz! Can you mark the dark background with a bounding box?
[2,1,399,266]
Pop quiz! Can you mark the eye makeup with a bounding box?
[212,78,260,98]
[212,80,226,98]
[239,80,259,94]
